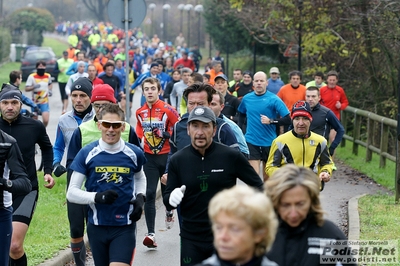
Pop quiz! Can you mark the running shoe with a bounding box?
[143,233,157,248]
[165,210,174,229]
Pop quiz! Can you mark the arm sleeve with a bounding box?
[235,153,264,190]
[25,75,34,87]
[276,114,291,126]
[318,142,334,175]
[66,171,96,204]
[134,167,146,195]
[66,63,76,76]
[163,157,181,211]
[265,139,283,177]
[117,74,124,92]
[170,85,177,108]
[128,126,141,148]
[131,73,145,90]
[53,62,60,75]
[218,123,240,151]
[53,125,66,165]
[66,128,82,169]
[165,123,178,174]
[8,143,31,195]
[37,123,54,175]
[135,114,144,140]
[326,111,344,150]
[65,77,73,95]
[238,112,246,132]
[340,89,349,110]
[21,94,37,108]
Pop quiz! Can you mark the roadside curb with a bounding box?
[37,235,89,266]
[347,193,367,240]
[39,185,161,266]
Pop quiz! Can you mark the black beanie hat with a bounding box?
[0,88,22,102]
[71,77,93,98]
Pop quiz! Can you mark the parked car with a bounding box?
[20,47,58,81]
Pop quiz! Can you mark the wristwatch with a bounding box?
[5,179,12,189]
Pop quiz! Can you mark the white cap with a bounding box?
[269,67,280,74]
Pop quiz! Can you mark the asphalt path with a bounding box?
[39,79,389,266]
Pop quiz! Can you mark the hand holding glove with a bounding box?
[129,194,146,222]
[169,185,186,207]
[95,190,119,204]
[53,163,67,177]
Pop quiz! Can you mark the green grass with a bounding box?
[42,37,68,57]
[0,62,21,85]
[358,195,400,266]
[24,173,70,266]
[337,142,400,265]
[335,142,395,190]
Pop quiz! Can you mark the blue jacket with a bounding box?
[66,61,89,75]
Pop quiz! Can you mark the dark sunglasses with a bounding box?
[99,120,124,129]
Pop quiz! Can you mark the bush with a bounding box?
[0,27,12,62]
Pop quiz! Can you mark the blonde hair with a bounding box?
[265,164,325,226]
[208,186,278,256]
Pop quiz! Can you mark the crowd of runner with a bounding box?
[0,21,352,266]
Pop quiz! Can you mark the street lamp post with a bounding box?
[297,0,303,71]
[194,5,203,47]
[163,4,171,41]
[184,4,193,47]
[178,4,185,34]
[149,3,156,37]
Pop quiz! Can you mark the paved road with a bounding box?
[39,74,389,266]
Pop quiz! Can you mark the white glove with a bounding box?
[169,185,186,207]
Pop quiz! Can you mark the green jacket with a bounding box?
[80,119,131,147]
[57,58,74,83]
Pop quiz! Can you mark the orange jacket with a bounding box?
[277,84,306,112]
[206,69,223,86]
[67,48,76,59]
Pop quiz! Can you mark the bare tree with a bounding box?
[82,0,109,21]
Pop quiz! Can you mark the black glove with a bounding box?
[34,106,42,116]
[53,163,67,177]
[95,190,118,204]
[129,194,145,222]
[0,178,13,192]
[328,146,335,156]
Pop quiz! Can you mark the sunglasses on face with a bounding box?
[99,120,124,129]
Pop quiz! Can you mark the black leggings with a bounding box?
[58,82,68,100]
[143,153,168,234]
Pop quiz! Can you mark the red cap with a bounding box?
[91,84,117,103]
[128,50,134,56]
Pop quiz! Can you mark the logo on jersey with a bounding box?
[95,166,130,184]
